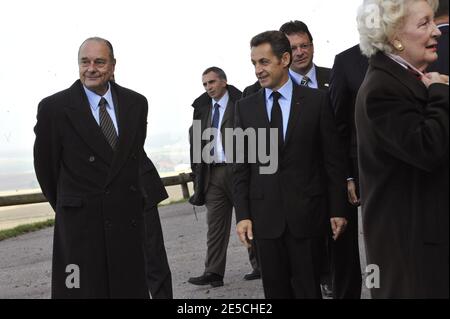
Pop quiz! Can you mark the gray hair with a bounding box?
[202,66,227,81]
[78,37,115,61]
[357,0,438,57]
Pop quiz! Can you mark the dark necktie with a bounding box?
[210,103,220,157]
[300,76,310,87]
[99,97,118,150]
[270,91,283,150]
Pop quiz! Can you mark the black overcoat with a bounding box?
[34,80,149,298]
[355,53,449,298]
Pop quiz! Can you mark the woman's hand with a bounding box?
[421,72,449,88]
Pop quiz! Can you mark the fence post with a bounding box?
[179,173,190,199]
[0,173,194,207]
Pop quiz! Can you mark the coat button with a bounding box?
[131,153,137,160]
[131,219,137,227]
[105,189,110,195]
[105,220,112,228]
[130,185,137,192]
[89,156,95,162]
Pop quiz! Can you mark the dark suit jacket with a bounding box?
[428,24,449,74]
[34,80,149,298]
[355,52,449,298]
[189,85,242,206]
[242,65,330,98]
[316,65,331,90]
[329,45,369,179]
[233,84,347,239]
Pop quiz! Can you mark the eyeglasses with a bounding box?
[291,43,313,51]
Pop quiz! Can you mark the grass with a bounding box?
[0,219,55,242]
[159,198,189,207]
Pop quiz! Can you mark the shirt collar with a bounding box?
[385,53,425,76]
[212,90,229,109]
[83,82,114,111]
[289,64,317,85]
[265,77,293,102]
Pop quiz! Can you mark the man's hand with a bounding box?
[330,217,347,241]
[236,219,253,248]
[347,180,360,206]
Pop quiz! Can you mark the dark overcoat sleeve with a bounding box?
[329,54,353,178]
[365,82,449,172]
[319,93,348,218]
[33,99,62,211]
[232,99,251,222]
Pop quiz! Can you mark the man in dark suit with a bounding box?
[234,31,348,299]
[140,154,172,299]
[243,20,330,97]
[279,20,330,89]
[429,0,449,74]
[329,44,369,299]
[187,67,241,287]
[34,37,150,298]
[189,78,260,282]
[242,20,334,295]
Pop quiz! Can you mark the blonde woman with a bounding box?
[356,0,448,298]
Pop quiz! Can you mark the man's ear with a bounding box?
[281,52,291,68]
[111,60,116,75]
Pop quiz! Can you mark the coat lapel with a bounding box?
[65,80,114,165]
[283,85,304,148]
[372,53,428,103]
[202,103,212,130]
[106,83,142,185]
[256,89,270,128]
[220,99,234,131]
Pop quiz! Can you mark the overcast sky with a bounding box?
[0,0,362,156]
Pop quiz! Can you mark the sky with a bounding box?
[0,0,363,159]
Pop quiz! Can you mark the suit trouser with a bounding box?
[248,242,260,272]
[331,203,362,299]
[257,228,322,299]
[204,165,233,277]
[318,234,332,286]
[143,206,173,299]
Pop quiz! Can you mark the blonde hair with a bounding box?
[357,0,439,57]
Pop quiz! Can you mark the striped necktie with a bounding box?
[99,97,118,150]
[300,76,310,87]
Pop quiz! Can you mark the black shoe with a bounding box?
[188,273,224,287]
[321,283,333,298]
[243,269,261,281]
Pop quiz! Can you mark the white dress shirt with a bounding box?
[211,91,229,163]
[289,65,319,89]
[83,83,119,135]
[264,78,294,139]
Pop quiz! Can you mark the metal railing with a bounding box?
[0,173,193,208]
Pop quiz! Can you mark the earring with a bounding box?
[394,40,404,51]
